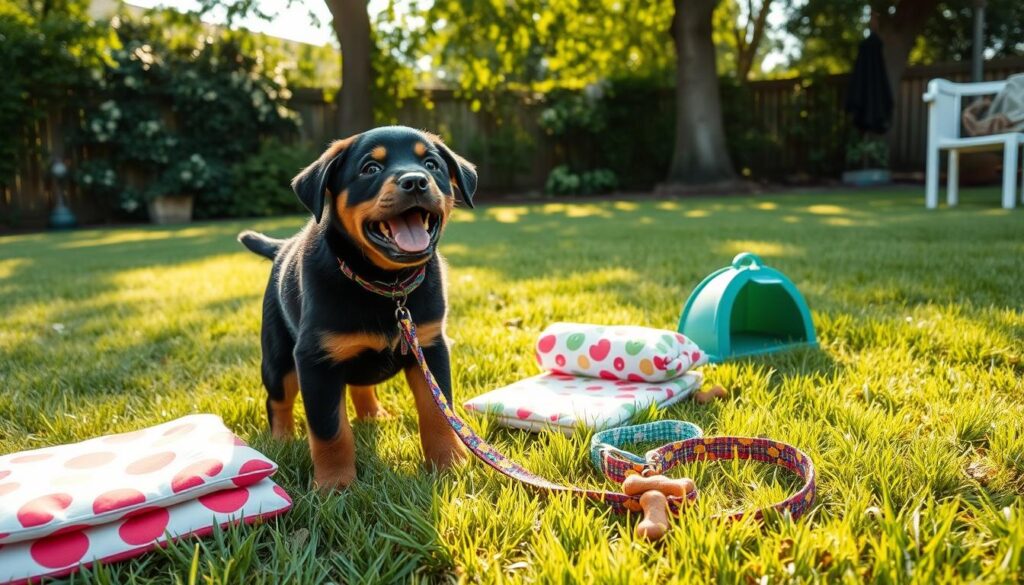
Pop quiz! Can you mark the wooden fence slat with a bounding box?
[4,58,1023,228]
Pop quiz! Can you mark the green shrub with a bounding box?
[846,133,889,169]
[544,164,618,196]
[74,10,299,219]
[0,0,104,187]
[539,78,671,191]
[228,139,312,217]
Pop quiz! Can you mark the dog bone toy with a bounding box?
[635,490,671,541]
[694,384,728,404]
[622,473,695,498]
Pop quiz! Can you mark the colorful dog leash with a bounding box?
[395,307,818,524]
[334,260,817,529]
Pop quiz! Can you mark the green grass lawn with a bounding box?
[1,188,1023,583]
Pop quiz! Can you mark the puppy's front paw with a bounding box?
[313,464,357,492]
[423,431,467,472]
[270,418,295,440]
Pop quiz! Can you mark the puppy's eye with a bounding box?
[361,162,383,176]
[424,159,439,172]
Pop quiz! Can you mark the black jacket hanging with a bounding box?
[845,31,894,133]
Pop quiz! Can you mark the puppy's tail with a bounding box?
[237,230,284,260]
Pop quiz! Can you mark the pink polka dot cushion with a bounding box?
[0,414,279,545]
[0,478,291,585]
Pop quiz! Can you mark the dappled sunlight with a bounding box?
[612,201,639,211]
[684,209,711,218]
[0,257,27,280]
[538,202,616,218]
[487,206,530,223]
[822,216,866,227]
[755,202,778,211]
[715,241,803,259]
[450,208,476,223]
[803,204,854,216]
[56,228,202,249]
[107,253,264,303]
[979,208,1013,217]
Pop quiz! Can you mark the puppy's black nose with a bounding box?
[398,172,429,195]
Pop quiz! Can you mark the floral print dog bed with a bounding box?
[465,323,707,433]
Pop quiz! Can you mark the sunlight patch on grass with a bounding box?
[0,257,27,279]
[804,204,852,215]
[487,206,529,223]
[822,216,863,227]
[716,240,803,259]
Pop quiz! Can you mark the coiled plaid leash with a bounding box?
[394,305,817,524]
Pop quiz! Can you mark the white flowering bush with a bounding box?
[75,12,299,218]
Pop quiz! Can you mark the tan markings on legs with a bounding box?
[320,331,393,363]
[415,320,445,348]
[308,391,357,491]
[270,371,299,440]
[350,385,389,420]
[404,365,466,471]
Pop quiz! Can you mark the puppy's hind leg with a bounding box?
[350,385,389,420]
[261,301,298,440]
[265,371,299,440]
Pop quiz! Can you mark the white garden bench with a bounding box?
[923,78,1024,209]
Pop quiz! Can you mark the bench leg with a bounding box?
[946,150,959,207]
[925,146,940,209]
[1020,145,1023,205]
[1003,142,1018,209]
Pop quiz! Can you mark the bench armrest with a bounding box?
[924,79,1008,102]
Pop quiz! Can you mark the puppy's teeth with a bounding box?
[423,216,430,230]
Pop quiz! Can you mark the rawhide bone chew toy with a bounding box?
[622,473,696,498]
[624,473,696,541]
[694,384,729,404]
[635,490,671,541]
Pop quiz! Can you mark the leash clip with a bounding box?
[395,296,411,354]
[643,451,665,476]
[394,295,410,321]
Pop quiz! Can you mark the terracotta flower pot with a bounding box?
[147,195,194,225]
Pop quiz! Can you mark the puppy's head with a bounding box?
[292,126,477,270]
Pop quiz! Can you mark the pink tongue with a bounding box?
[387,213,430,252]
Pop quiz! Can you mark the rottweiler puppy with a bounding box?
[237,126,476,491]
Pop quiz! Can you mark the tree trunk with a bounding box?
[875,0,939,106]
[328,0,375,136]
[666,0,736,185]
[874,0,938,164]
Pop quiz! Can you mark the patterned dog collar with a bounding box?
[337,259,426,300]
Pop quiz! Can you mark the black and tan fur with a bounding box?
[238,126,477,491]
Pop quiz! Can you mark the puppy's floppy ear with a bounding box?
[291,135,357,222]
[428,134,478,208]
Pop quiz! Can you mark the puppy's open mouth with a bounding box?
[365,207,441,257]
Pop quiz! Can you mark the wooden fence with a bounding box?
[5,57,1023,228]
